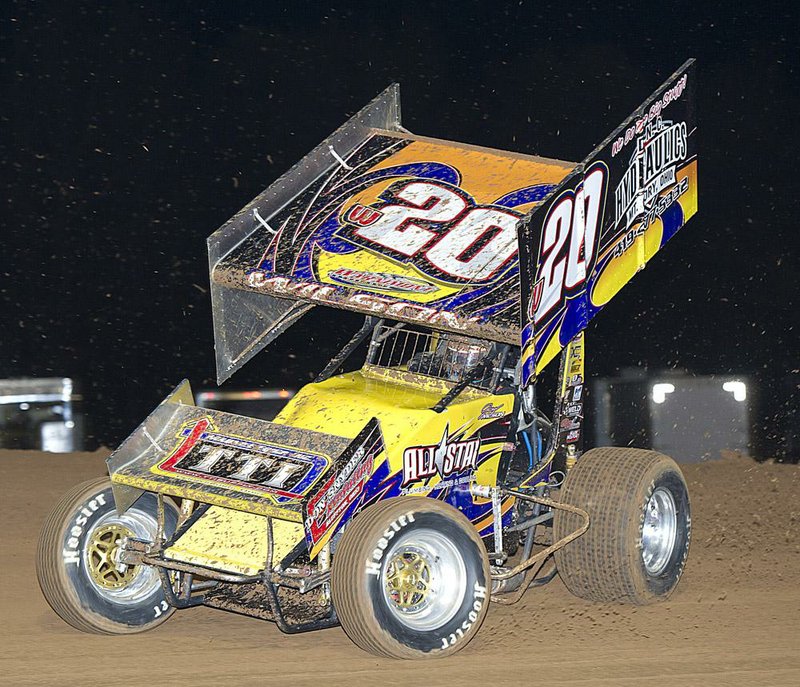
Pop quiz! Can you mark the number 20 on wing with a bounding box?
[527,162,608,325]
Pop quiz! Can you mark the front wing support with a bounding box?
[119,505,338,631]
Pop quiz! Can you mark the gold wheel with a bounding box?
[86,523,140,590]
[379,531,467,631]
[385,550,432,609]
[37,479,180,635]
[331,497,491,658]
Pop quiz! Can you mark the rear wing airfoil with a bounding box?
[518,60,698,385]
[208,62,696,385]
[207,85,575,383]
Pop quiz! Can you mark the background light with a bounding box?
[722,381,747,402]
[652,383,676,404]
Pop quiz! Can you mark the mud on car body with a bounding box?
[38,60,699,658]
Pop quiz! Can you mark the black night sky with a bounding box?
[1,2,797,455]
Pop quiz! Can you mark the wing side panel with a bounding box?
[520,60,697,384]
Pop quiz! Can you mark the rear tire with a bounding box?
[553,447,691,604]
[37,477,179,634]
[331,497,491,659]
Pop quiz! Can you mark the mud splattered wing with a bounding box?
[207,85,574,383]
[208,63,698,388]
[519,60,698,384]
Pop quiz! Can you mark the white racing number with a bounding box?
[532,162,607,324]
[347,180,521,283]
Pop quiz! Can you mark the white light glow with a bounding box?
[723,381,747,402]
[651,383,675,404]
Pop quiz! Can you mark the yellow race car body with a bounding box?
[97,60,697,634]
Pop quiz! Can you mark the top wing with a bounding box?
[207,85,573,383]
[212,132,573,343]
[207,64,697,386]
[518,60,698,385]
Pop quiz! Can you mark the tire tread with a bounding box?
[553,447,688,604]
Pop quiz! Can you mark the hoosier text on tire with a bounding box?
[331,496,491,659]
[36,477,180,634]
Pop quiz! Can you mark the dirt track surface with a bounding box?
[1,450,798,686]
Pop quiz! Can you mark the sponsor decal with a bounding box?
[614,118,688,236]
[611,73,688,158]
[305,419,383,547]
[401,474,472,496]
[62,493,107,566]
[365,511,416,576]
[343,203,383,227]
[158,419,327,499]
[560,417,580,430]
[568,341,584,376]
[552,333,586,459]
[478,402,505,420]
[611,173,689,260]
[327,267,438,294]
[247,272,480,332]
[401,425,480,488]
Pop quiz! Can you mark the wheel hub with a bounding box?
[385,550,432,609]
[641,487,678,575]
[379,529,467,631]
[87,523,140,590]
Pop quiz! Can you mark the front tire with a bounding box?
[553,447,691,604]
[37,477,179,634]
[331,497,491,659]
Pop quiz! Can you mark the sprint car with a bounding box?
[38,61,698,658]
